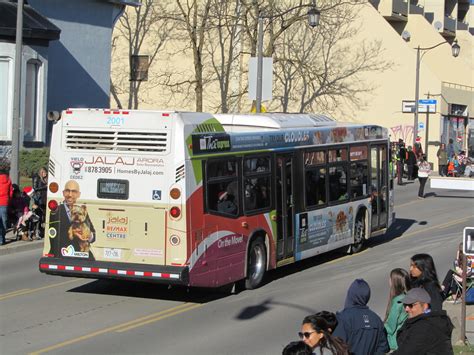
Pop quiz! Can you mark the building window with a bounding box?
[24,60,41,141]
[0,59,10,139]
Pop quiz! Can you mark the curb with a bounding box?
[1,230,44,256]
[0,239,43,256]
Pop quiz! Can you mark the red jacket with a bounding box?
[0,174,13,206]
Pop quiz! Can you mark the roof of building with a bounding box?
[0,0,60,42]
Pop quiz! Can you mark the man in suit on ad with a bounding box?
[48,180,96,260]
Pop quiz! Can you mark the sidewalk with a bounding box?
[0,228,43,256]
[444,300,474,346]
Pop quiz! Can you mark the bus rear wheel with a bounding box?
[349,215,365,254]
[245,237,266,290]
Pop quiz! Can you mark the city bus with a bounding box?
[39,109,394,289]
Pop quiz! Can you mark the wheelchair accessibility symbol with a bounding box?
[152,190,162,200]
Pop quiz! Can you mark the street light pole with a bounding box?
[255,2,320,113]
[11,0,24,185]
[412,39,460,150]
[413,46,421,148]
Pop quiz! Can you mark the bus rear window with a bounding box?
[97,179,129,200]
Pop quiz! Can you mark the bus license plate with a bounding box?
[103,248,121,259]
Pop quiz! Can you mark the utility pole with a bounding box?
[11,0,24,184]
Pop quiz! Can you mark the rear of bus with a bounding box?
[39,109,203,285]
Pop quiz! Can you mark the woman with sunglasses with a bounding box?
[409,253,443,311]
[300,312,349,355]
[384,268,410,351]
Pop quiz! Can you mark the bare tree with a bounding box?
[204,0,245,112]
[272,2,391,115]
[110,1,172,109]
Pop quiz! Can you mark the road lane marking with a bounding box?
[29,302,201,355]
[0,288,30,298]
[326,249,369,265]
[399,215,471,239]
[115,303,202,332]
[396,200,421,208]
[0,279,80,301]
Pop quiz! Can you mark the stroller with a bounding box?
[14,205,42,241]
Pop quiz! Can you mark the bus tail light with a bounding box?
[48,200,59,211]
[170,188,181,199]
[169,206,181,219]
[49,182,59,193]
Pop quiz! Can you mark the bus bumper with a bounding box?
[39,257,189,285]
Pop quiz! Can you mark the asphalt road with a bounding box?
[0,181,473,355]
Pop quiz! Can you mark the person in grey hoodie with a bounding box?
[333,279,389,355]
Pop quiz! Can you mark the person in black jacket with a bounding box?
[409,253,444,311]
[393,287,453,355]
[406,146,417,180]
[333,279,389,355]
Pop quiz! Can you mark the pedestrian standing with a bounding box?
[333,279,389,355]
[436,144,448,176]
[397,139,406,185]
[392,288,454,355]
[447,138,456,159]
[0,161,13,245]
[409,253,444,312]
[406,146,417,180]
[384,268,411,351]
[416,155,431,198]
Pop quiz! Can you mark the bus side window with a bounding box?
[349,145,369,199]
[243,156,271,214]
[329,165,348,202]
[305,168,326,207]
[206,159,239,217]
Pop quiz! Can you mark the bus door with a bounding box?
[275,154,295,261]
[370,145,388,231]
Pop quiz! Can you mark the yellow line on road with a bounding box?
[326,249,369,265]
[115,303,202,332]
[29,302,201,355]
[399,215,471,239]
[0,279,80,301]
[0,288,30,298]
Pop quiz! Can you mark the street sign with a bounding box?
[248,57,273,101]
[402,100,436,113]
[419,99,437,105]
[463,227,474,256]
[418,122,425,130]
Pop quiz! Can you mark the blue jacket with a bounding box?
[333,279,389,355]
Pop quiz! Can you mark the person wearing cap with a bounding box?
[393,287,454,355]
[217,190,237,215]
[333,279,389,355]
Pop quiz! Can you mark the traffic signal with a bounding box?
[463,227,474,256]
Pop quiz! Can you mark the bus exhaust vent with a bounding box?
[48,159,55,176]
[175,165,185,182]
[65,129,168,153]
